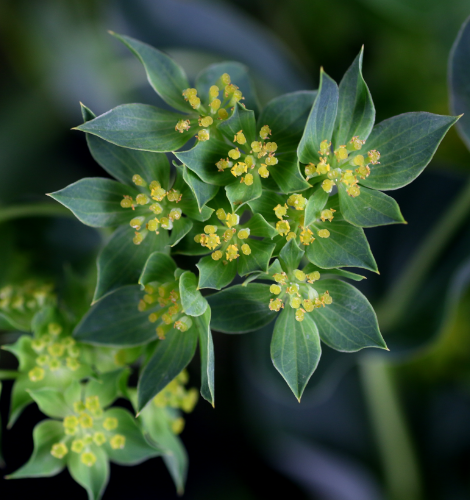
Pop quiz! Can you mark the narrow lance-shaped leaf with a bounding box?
[194,307,215,405]
[168,218,193,247]
[279,238,305,272]
[270,153,311,194]
[312,279,387,352]
[74,104,193,153]
[338,183,405,227]
[183,166,219,211]
[361,112,459,191]
[111,32,190,113]
[333,47,375,148]
[298,70,339,164]
[304,189,329,228]
[179,271,208,317]
[271,306,322,400]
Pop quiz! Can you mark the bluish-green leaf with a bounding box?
[183,166,219,211]
[179,271,208,317]
[338,183,405,227]
[306,221,377,272]
[207,283,276,333]
[248,190,286,224]
[139,252,177,286]
[94,225,169,302]
[361,112,459,190]
[196,62,260,115]
[173,166,214,222]
[270,153,311,194]
[279,238,305,272]
[225,172,262,208]
[449,15,470,149]
[168,217,193,247]
[111,33,190,113]
[75,104,192,153]
[303,263,366,281]
[304,188,329,228]
[75,286,156,347]
[7,420,66,479]
[271,306,321,400]
[237,239,276,276]
[244,213,278,239]
[258,91,317,152]
[28,388,72,419]
[137,328,198,411]
[49,178,140,228]
[298,70,339,164]
[68,444,109,500]
[81,103,171,188]
[333,47,375,148]
[217,102,257,145]
[194,307,214,405]
[196,255,238,290]
[313,279,387,351]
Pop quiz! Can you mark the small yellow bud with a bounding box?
[194,234,202,244]
[81,452,97,467]
[276,220,290,236]
[287,194,307,210]
[274,204,287,219]
[305,164,316,178]
[308,271,321,282]
[212,250,223,261]
[303,299,314,312]
[226,245,239,261]
[225,83,238,96]
[290,297,301,309]
[36,354,49,366]
[132,174,146,187]
[226,213,239,228]
[273,273,287,284]
[295,309,305,322]
[64,415,79,428]
[71,439,85,453]
[136,193,149,205]
[175,119,191,133]
[93,432,106,446]
[353,155,365,167]
[265,142,278,152]
[294,270,306,281]
[213,209,225,221]
[270,284,281,295]
[319,140,331,156]
[209,85,219,98]
[241,243,251,255]
[258,165,269,178]
[49,358,61,371]
[183,88,198,99]
[223,229,234,242]
[147,218,159,232]
[260,125,271,140]
[48,323,62,336]
[200,116,213,127]
[221,73,231,85]
[148,313,158,323]
[251,141,262,153]
[110,434,126,450]
[197,129,210,142]
[74,401,85,413]
[322,179,335,193]
[85,396,100,412]
[347,185,361,197]
[218,108,229,120]
[320,209,335,222]
[172,417,185,435]
[29,366,45,382]
[350,136,365,151]
[341,169,357,185]
[205,234,221,250]
[120,197,133,208]
[66,358,80,373]
[103,417,118,431]
[210,99,221,112]
[231,89,243,103]
[48,343,65,357]
[243,173,254,185]
[322,291,333,305]
[228,148,241,160]
[160,217,173,230]
[162,313,172,325]
[231,162,247,177]
[167,189,181,203]
[149,202,163,215]
[174,316,193,332]
[204,225,217,234]
[316,158,330,175]
[169,208,182,221]
[238,229,250,239]
[235,131,246,144]
[216,159,230,171]
[80,413,93,429]
[51,443,68,459]
[300,228,315,245]
[269,298,283,312]
[151,187,167,201]
[130,216,145,230]
[189,96,201,109]
[149,180,161,190]
[335,146,349,160]
[133,232,145,246]
[368,150,380,164]
[286,231,296,241]
[156,326,166,339]
[265,155,278,166]
[318,229,330,238]
[355,165,370,179]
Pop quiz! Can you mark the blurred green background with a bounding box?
[1,0,470,499]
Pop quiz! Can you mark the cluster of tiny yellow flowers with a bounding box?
[137,281,193,340]
[50,395,126,467]
[215,125,278,185]
[305,137,380,198]
[153,370,198,434]
[175,73,244,142]
[194,209,252,263]
[0,282,54,314]
[120,174,183,245]
[28,323,81,382]
[268,269,332,322]
[273,194,336,246]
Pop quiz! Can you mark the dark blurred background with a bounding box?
[1,0,470,499]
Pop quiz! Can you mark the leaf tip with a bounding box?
[108,30,116,36]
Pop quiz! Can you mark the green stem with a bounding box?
[360,356,422,500]
[0,370,19,380]
[376,177,470,332]
[0,203,71,224]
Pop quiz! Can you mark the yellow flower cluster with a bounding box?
[0,282,54,314]
[50,395,126,467]
[268,269,332,322]
[305,137,380,198]
[120,174,183,245]
[28,323,81,382]
[194,209,252,262]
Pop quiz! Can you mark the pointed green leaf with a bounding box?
[270,153,311,194]
[8,377,35,427]
[313,279,387,351]
[137,328,198,411]
[271,306,321,400]
[111,33,190,113]
[75,104,192,153]
[306,221,377,272]
[361,112,459,190]
[196,255,237,290]
[49,178,140,227]
[248,190,286,224]
[449,15,470,149]
[196,62,260,115]
[258,91,317,152]
[303,263,366,281]
[279,238,305,272]
[237,239,276,276]
[28,388,73,419]
[195,307,214,406]
[225,172,262,208]
[207,283,276,333]
[80,103,171,188]
[171,221,210,256]
[183,166,219,211]
[244,213,278,239]
[298,70,339,164]
[94,225,169,302]
[304,189,329,228]
[175,138,233,186]
[68,444,109,500]
[75,286,156,346]
[338,183,405,227]
[217,102,257,145]
[139,252,177,286]
[333,48,375,148]
[168,217,193,247]
[179,271,208,317]
[7,420,66,479]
